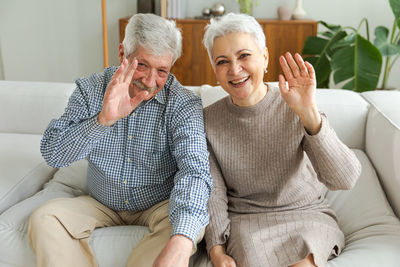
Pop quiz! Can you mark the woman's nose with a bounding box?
[229,61,242,75]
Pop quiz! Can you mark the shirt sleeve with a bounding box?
[168,94,213,244]
[40,79,113,168]
[302,113,362,190]
[204,142,231,254]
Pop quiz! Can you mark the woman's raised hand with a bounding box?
[98,58,149,127]
[278,52,322,135]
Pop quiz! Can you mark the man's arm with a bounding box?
[155,91,212,266]
[41,79,112,168]
[41,60,148,168]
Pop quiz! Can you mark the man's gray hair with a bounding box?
[122,13,182,64]
[203,13,266,62]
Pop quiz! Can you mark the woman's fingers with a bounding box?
[305,61,316,80]
[294,53,309,77]
[284,52,301,78]
[279,55,294,80]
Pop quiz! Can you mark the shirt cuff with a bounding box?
[171,214,204,245]
[83,115,113,140]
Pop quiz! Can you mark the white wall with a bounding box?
[0,0,398,88]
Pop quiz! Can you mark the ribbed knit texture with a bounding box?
[203,84,361,267]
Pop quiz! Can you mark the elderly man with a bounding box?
[28,14,212,267]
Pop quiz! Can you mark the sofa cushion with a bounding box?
[326,149,400,266]
[1,148,400,266]
[0,81,75,134]
[0,133,55,214]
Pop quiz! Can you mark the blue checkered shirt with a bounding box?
[41,67,212,243]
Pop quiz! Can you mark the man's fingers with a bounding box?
[130,90,149,109]
[112,58,128,83]
[123,58,138,83]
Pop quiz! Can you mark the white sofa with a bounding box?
[0,80,399,267]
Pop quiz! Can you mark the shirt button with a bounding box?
[131,112,136,117]
[125,200,129,205]
[128,135,133,140]
[127,157,131,162]
[123,180,127,184]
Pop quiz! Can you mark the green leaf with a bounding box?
[331,34,382,92]
[374,26,400,56]
[318,21,341,32]
[390,0,400,29]
[305,56,331,88]
[302,36,329,55]
[374,26,389,45]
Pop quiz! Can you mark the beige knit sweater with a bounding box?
[203,84,362,253]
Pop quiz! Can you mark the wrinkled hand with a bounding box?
[153,235,193,267]
[278,52,321,135]
[98,58,149,126]
[210,245,237,267]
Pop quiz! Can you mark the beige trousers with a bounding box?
[28,195,203,267]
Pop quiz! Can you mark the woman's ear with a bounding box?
[118,44,124,64]
[264,47,269,70]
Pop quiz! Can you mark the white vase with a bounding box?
[292,0,306,20]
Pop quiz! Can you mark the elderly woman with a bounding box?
[202,13,361,267]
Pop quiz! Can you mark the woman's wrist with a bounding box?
[210,245,226,262]
[298,105,322,135]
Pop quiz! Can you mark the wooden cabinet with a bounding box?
[119,18,317,86]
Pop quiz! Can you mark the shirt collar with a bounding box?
[153,74,174,105]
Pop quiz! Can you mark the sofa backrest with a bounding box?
[0,81,75,135]
[197,84,370,150]
[0,80,370,150]
[361,90,400,218]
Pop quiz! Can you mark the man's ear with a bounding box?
[118,43,124,63]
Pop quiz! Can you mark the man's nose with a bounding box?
[141,69,157,89]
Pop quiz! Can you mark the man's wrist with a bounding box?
[97,112,116,127]
[169,234,194,253]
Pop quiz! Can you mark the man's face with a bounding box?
[126,46,173,100]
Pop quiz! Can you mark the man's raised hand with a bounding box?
[98,58,149,127]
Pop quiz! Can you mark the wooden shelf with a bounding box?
[119,17,317,86]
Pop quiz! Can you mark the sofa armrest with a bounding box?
[362,91,400,218]
[0,162,57,214]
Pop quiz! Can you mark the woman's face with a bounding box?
[211,32,268,106]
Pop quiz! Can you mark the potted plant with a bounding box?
[302,0,400,92]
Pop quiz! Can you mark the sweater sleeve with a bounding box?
[204,141,231,254]
[301,113,362,190]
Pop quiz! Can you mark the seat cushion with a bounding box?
[326,149,400,266]
[0,133,55,214]
[1,150,399,266]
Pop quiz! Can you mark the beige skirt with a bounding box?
[226,207,344,267]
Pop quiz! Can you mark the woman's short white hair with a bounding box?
[122,13,182,64]
[203,13,266,62]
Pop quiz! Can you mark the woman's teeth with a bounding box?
[231,76,249,85]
